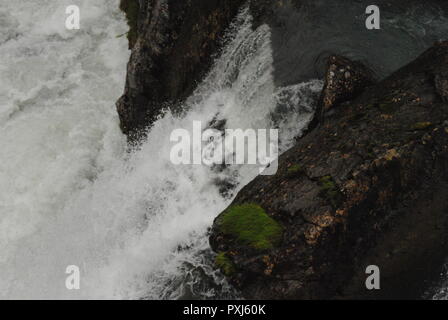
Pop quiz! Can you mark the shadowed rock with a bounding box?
[317,55,375,118]
[210,42,448,299]
[436,71,448,102]
[307,55,376,133]
[117,0,245,141]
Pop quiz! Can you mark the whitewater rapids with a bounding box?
[0,1,321,299]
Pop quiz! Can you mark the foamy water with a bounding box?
[0,1,321,299]
[0,0,130,299]
[3,0,448,301]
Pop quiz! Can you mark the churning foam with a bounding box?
[0,2,321,299]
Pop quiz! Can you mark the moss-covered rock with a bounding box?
[318,175,343,208]
[287,164,304,176]
[215,252,236,276]
[216,203,283,250]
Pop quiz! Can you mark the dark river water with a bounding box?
[266,0,448,86]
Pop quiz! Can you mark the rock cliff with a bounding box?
[210,42,448,299]
[117,0,245,140]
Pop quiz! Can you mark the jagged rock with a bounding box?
[117,0,245,140]
[316,55,376,120]
[209,42,448,299]
[306,55,376,134]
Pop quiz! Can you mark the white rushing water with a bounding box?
[0,1,322,299]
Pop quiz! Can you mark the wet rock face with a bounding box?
[317,55,376,116]
[119,0,139,49]
[306,55,376,133]
[117,0,245,140]
[436,71,448,102]
[210,42,448,299]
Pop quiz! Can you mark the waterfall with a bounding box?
[0,1,321,299]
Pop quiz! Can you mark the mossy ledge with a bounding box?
[215,252,236,276]
[318,175,343,208]
[119,0,139,49]
[287,164,304,177]
[217,203,283,250]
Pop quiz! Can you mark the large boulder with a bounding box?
[117,0,245,140]
[209,42,448,299]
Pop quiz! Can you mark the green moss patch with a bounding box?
[318,175,343,208]
[287,164,304,175]
[215,252,235,276]
[217,204,283,250]
[120,0,139,48]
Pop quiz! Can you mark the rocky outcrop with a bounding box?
[117,0,245,140]
[210,42,448,299]
[316,55,375,117]
[309,55,376,133]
